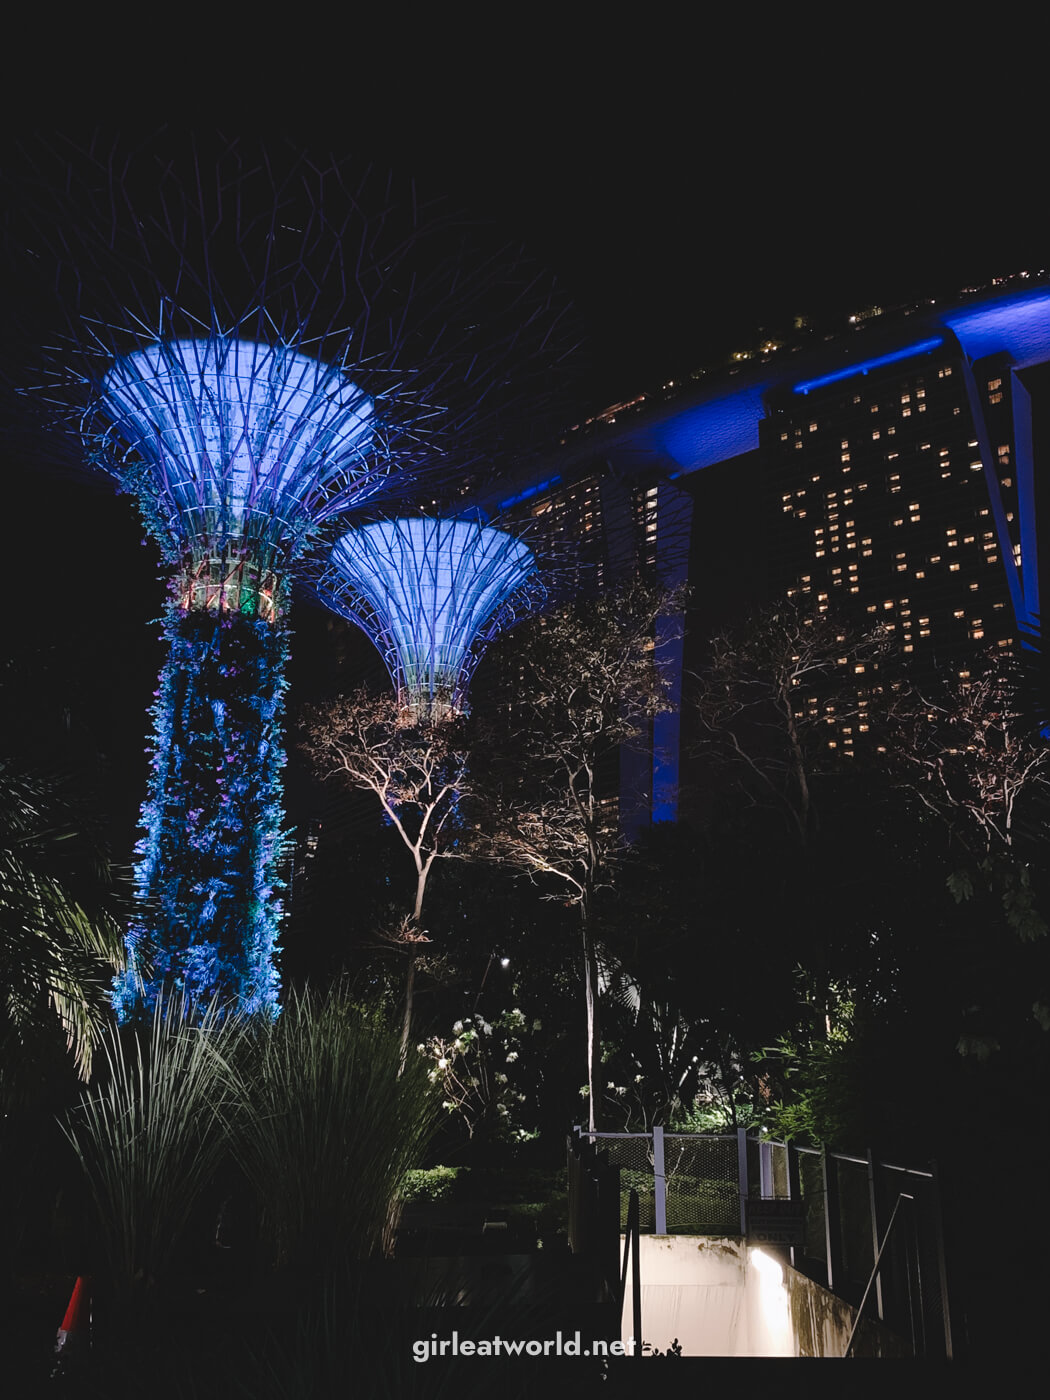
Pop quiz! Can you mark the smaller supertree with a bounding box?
[313,516,541,720]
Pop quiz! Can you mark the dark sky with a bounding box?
[3,51,1043,858]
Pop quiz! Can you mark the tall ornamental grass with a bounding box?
[221,985,438,1275]
[60,994,238,1300]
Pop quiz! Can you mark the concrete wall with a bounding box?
[620,1236,909,1357]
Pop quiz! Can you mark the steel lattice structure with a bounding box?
[94,336,378,618]
[316,516,541,719]
[6,133,574,1018]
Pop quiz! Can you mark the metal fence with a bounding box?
[573,1127,953,1358]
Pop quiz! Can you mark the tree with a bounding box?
[692,601,891,844]
[470,576,684,1131]
[0,760,126,1096]
[300,688,470,1059]
[886,651,1050,1049]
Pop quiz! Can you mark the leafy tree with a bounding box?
[470,576,684,1130]
[0,760,126,1097]
[300,689,470,1058]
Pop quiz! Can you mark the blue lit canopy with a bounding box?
[319,517,538,718]
[94,335,377,613]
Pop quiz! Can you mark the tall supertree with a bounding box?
[313,515,541,721]
[6,133,575,1017]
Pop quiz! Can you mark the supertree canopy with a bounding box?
[95,336,376,617]
[5,133,575,1019]
[315,516,540,719]
[92,334,380,1017]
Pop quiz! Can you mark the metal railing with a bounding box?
[571,1126,953,1359]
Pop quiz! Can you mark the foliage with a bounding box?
[399,1164,465,1204]
[421,1006,540,1144]
[0,759,126,1091]
[219,984,439,1275]
[61,993,236,1301]
[116,604,289,1018]
[471,575,685,1129]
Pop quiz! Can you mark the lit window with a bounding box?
[988,378,1002,391]
[950,562,961,571]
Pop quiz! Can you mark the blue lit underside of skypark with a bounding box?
[94,336,376,1017]
[320,518,537,718]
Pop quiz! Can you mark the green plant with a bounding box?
[219,985,439,1275]
[61,993,237,1301]
[399,1165,466,1205]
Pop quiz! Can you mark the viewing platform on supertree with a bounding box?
[315,516,540,721]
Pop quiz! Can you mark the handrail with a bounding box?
[842,1192,909,1358]
[620,1188,642,1359]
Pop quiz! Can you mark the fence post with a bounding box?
[929,1160,954,1360]
[866,1148,886,1322]
[736,1126,749,1236]
[786,1142,802,1270]
[653,1125,667,1235]
[821,1145,843,1292]
[758,1138,773,1199]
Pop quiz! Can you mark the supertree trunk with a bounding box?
[115,604,288,1017]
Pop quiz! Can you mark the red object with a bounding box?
[55,1276,90,1355]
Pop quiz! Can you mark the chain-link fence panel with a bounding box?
[584,1135,657,1232]
[663,1134,739,1234]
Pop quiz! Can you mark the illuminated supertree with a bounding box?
[313,515,541,720]
[7,133,573,1017]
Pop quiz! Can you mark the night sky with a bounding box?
[2,56,1043,866]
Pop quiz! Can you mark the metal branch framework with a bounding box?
[316,517,541,719]
[94,335,379,616]
[5,133,575,1019]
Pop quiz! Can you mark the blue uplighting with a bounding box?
[96,336,376,574]
[321,517,538,717]
[496,475,563,510]
[793,339,944,395]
